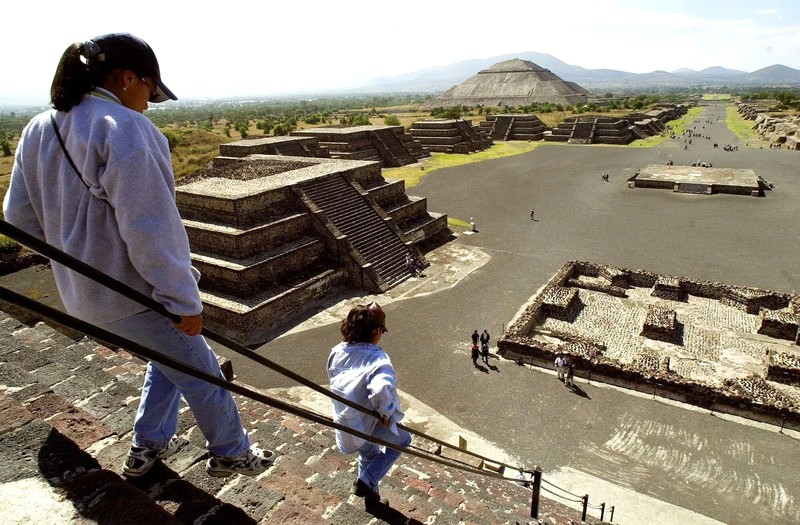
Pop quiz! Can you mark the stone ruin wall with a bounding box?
[498,261,800,430]
[738,103,800,150]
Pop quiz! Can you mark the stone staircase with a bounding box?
[298,175,412,289]
[479,115,548,142]
[0,310,610,525]
[291,126,430,168]
[408,120,492,154]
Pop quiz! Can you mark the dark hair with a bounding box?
[340,304,382,343]
[50,43,100,111]
[50,33,175,111]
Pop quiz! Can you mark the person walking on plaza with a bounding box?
[554,355,567,381]
[471,329,480,346]
[530,208,535,220]
[471,343,480,367]
[3,32,274,478]
[480,329,490,364]
[327,302,411,508]
[565,360,575,387]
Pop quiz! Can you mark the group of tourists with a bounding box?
[554,354,575,387]
[470,329,491,366]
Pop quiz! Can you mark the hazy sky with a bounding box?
[3,0,798,105]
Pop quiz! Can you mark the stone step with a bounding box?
[0,309,609,524]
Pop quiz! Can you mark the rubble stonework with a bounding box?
[738,102,800,150]
[641,305,678,343]
[498,261,800,429]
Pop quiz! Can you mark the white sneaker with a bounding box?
[206,445,275,477]
[122,437,179,477]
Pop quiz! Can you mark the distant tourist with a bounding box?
[565,360,575,387]
[530,208,535,220]
[554,355,567,380]
[470,217,477,232]
[471,343,480,366]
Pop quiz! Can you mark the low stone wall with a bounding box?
[203,268,348,345]
[767,351,800,385]
[641,305,677,343]
[498,260,800,430]
[758,308,799,341]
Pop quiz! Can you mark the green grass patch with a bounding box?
[725,106,767,146]
[382,141,541,188]
[702,94,732,101]
[447,217,471,229]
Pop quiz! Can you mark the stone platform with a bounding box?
[176,155,449,344]
[291,125,429,167]
[498,261,800,429]
[629,164,769,196]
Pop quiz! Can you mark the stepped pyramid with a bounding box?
[291,125,430,167]
[421,59,589,109]
[176,154,449,344]
[0,310,609,524]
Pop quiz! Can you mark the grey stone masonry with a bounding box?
[0,308,607,524]
[176,154,448,344]
[498,260,800,430]
[408,119,492,154]
[292,125,430,168]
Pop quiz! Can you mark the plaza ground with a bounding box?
[236,104,800,525]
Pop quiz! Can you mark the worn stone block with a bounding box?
[0,361,36,389]
[0,420,100,483]
[0,391,35,434]
[50,375,102,404]
[25,390,72,419]
[218,475,283,521]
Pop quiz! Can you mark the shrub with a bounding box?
[383,115,400,126]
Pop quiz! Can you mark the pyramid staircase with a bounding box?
[298,175,413,289]
[0,309,610,524]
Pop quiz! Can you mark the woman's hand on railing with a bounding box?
[175,314,203,336]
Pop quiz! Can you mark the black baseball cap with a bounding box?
[86,33,177,102]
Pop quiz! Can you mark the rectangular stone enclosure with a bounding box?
[498,261,800,429]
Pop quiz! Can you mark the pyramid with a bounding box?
[422,58,589,109]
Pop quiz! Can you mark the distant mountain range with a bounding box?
[361,52,800,93]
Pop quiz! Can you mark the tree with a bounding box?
[383,115,400,126]
[161,131,179,152]
[1,139,11,157]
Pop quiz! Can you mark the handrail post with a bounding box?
[600,502,606,521]
[581,494,588,522]
[610,505,615,522]
[529,468,542,519]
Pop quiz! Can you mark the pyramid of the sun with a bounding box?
[421,58,590,109]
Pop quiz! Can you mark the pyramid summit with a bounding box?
[422,58,589,109]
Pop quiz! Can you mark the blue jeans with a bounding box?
[357,423,412,493]
[101,310,249,457]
